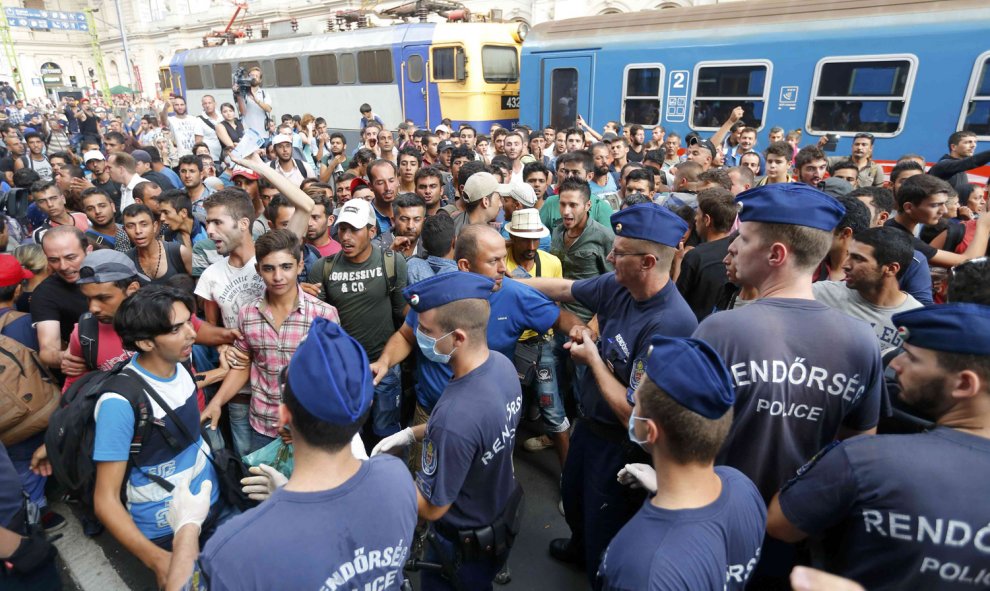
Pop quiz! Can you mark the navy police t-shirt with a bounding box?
[572,273,697,426]
[194,456,417,591]
[598,467,766,591]
[416,352,523,531]
[694,298,885,502]
[779,428,990,591]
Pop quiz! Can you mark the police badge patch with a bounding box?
[422,438,438,476]
[630,359,646,390]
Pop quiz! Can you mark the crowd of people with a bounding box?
[0,74,989,591]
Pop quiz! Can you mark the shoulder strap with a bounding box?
[198,115,216,131]
[78,313,100,371]
[321,253,340,293]
[382,248,396,293]
[0,308,25,331]
[534,252,542,278]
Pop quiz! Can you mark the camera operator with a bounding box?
[233,66,272,138]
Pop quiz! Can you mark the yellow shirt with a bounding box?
[506,249,563,341]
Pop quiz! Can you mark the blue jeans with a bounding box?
[553,332,587,417]
[519,340,569,433]
[247,430,277,456]
[228,401,252,459]
[371,365,402,437]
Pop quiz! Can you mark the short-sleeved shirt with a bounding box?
[506,250,563,341]
[550,218,614,321]
[93,358,219,540]
[812,281,922,352]
[778,428,990,591]
[676,235,733,322]
[416,352,522,531]
[311,246,408,361]
[899,250,934,305]
[30,274,88,343]
[167,115,209,157]
[235,288,339,437]
[693,298,885,502]
[194,256,266,329]
[0,308,38,350]
[885,218,937,261]
[572,274,698,425]
[406,255,458,285]
[541,193,615,241]
[193,456,417,591]
[598,466,766,591]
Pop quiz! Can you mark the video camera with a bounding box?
[232,66,254,98]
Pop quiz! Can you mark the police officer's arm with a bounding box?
[515,277,577,303]
[766,493,809,543]
[568,328,634,424]
[370,323,415,385]
[417,491,453,522]
[232,151,314,239]
[94,462,172,587]
[165,525,201,591]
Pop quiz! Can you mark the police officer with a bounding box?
[163,318,417,590]
[372,272,525,591]
[520,203,698,580]
[600,335,765,590]
[767,303,990,591]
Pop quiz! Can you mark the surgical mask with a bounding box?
[416,327,456,364]
[627,412,650,451]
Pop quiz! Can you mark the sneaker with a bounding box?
[523,435,554,452]
[494,565,512,585]
[41,510,67,534]
[82,515,104,538]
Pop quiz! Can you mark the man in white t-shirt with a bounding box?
[160,95,208,157]
[198,95,224,160]
[812,226,923,352]
[235,67,272,138]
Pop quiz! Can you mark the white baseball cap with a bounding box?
[500,181,537,208]
[334,199,375,229]
[272,134,293,145]
[463,172,509,203]
[83,150,105,162]
[506,208,549,239]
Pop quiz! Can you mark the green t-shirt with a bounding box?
[310,245,408,360]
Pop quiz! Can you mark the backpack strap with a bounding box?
[382,248,397,295]
[320,253,340,297]
[0,308,25,331]
[78,313,100,371]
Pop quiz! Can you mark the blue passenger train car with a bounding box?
[167,21,526,134]
[521,0,990,170]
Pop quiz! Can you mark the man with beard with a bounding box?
[590,142,618,196]
[415,167,445,217]
[795,146,829,188]
[32,226,91,369]
[159,95,207,157]
[83,150,122,212]
[768,303,990,591]
[177,155,214,220]
[271,134,315,186]
[503,131,527,182]
[826,133,884,188]
[627,124,646,163]
[368,159,399,236]
[81,187,131,252]
[305,193,341,258]
[318,131,348,184]
[390,193,426,259]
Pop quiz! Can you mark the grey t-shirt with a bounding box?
[694,298,886,503]
[812,281,923,353]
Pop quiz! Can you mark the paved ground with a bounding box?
[52,420,590,590]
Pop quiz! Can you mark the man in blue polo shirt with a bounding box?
[519,203,699,580]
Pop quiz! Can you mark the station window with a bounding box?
[275,58,302,87]
[691,62,769,129]
[809,57,915,135]
[550,68,578,130]
[184,66,204,90]
[432,46,463,81]
[201,65,215,89]
[482,46,518,83]
[960,53,990,137]
[339,53,357,84]
[213,63,232,89]
[622,65,664,126]
[358,50,394,84]
[309,54,338,86]
[407,54,424,83]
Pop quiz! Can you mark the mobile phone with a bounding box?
[230,128,265,161]
[822,133,839,152]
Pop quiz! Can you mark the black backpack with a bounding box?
[44,361,169,509]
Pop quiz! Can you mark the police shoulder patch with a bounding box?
[781,439,842,492]
[422,438,438,476]
[629,358,646,391]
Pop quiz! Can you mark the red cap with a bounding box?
[230,167,260,181]
[350,178,370,193]
[0,254,33,288]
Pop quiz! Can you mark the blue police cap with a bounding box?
[736,182,846,232]
[403,272,495,313]
[286,318,372,424]
[644,335,735,419]
[610,203,689,247]
[893,303,990,355]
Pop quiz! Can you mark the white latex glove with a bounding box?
[240,463,288,501]
[617,463,657,494]
[167,478,213,533]
[370,427,415,457]
[351,433,368,460]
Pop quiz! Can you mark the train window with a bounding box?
[213,63,232,88]
[185,66,204,91]
[407,54,424,83]
[691,62,770,130]
[339,53,357,84]
[550,68,578,131]
[309,54,338,86]
[201,64,215,89]
[809,56,916,136]
[358,50,394,84]
[432,46,464,81]
[275,58,302,87]
[622,65,664,127]
[959,52,990,138]
[482,46,518,83]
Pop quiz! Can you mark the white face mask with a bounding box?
[627,412,650,451]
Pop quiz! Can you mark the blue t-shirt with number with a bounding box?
[572,273,697,425]
[778,428,990,591]
[598,466,766,591]
[416,352,522,531]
